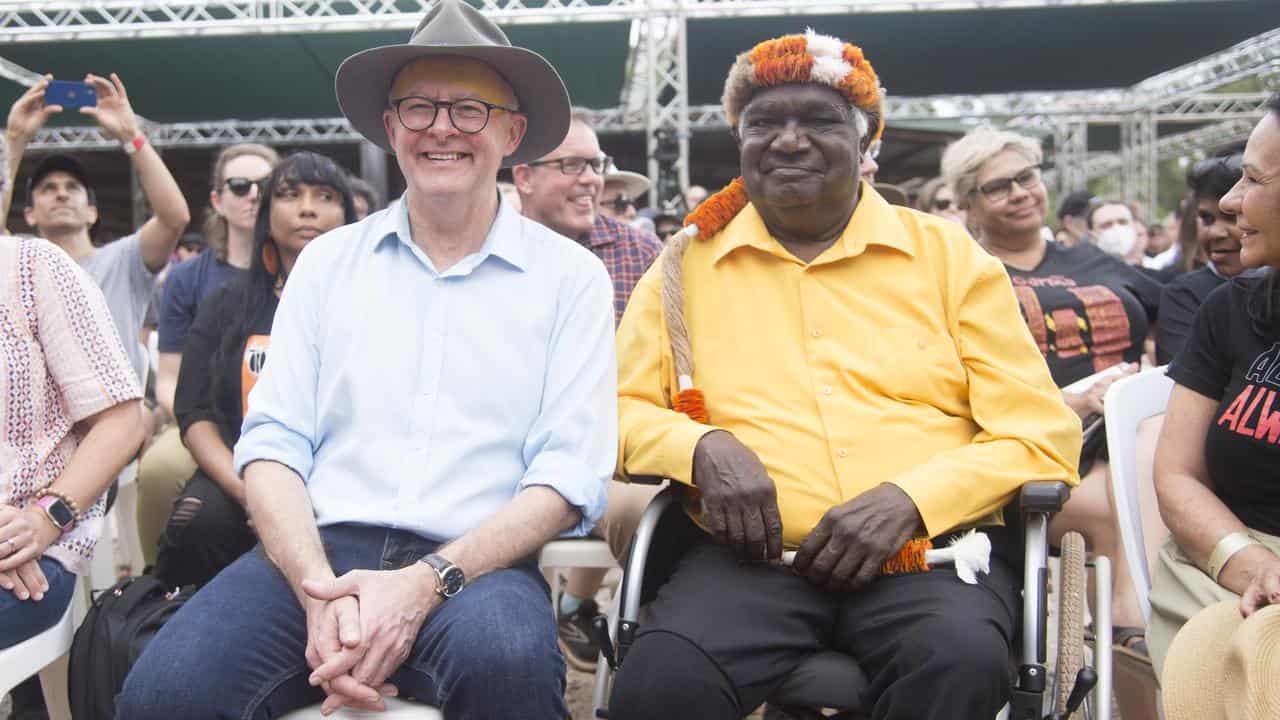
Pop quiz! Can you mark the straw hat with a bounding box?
[604,165,651,200]
[334,0,570,166]
[1162,600,1280,720]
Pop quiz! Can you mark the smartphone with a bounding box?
[44,80,97,109]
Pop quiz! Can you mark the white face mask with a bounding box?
[1095,225,1137,258]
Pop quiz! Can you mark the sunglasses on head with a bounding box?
[606,195,636,213]
[224,177,267,198]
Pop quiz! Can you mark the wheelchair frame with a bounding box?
[590,481,1112,720]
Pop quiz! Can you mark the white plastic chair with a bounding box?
[0,588,80,720]
[280,697,442,719]
[1103,365,1174,624]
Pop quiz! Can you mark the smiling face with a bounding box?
[1194,195,1244,277]
[382,57,526,202]
[513,119,603,238]
[738,84,862,219]
[966,149,1048,244]
[1221,112,1280,269]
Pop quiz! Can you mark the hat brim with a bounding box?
[335,44,570,167]
[605,170,651,199]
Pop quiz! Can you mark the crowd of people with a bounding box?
[1,0,1279,718]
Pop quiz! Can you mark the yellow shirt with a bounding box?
[616,186,1081,547]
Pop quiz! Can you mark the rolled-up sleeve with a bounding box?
[889,248,1082,536]
[519,258,618,536]
[232,249,323,481]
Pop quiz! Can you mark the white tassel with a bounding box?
[779,530,991,585]
[925,530,991,585]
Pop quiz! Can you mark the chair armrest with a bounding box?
[1019,481,1070,515]
[624,475,668,485]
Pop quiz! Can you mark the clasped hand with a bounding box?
[693,431,922,591]
[301,566,439,714]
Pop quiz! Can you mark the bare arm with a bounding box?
[3,77,60,224]
[182,421,245,507]
[1154,384,1280,597]
[81,74,189,271]
[155,351,181,421]
[244,459,333,599]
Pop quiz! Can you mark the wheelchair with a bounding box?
[589,480,1113,720]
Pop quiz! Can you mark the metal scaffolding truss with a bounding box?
[0,0,1181,43]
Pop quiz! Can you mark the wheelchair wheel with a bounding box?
[1054,531,1088,718]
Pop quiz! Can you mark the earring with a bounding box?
[262,241,279,275]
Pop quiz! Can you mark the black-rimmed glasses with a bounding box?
[224,177,267,198]
[605,195,636,213]
[527,155,612,176]
[390,96,517,134]
[973,165,1043,203]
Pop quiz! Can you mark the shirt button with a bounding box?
[811,329,822,338]
[822,386,833,395]
[837,449,849,458]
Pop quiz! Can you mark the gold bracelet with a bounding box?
[1206,531,1261,583]
[35,487,82,520]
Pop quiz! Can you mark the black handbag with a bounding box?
[68,575,194,719]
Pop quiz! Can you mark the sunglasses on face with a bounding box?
[224,177,268,198]
[605,195,636,213]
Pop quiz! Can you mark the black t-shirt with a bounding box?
[1156,266,1226,365]
[173,281,278,448]
[1005,242,1163,387]
[1168,276,1280,536]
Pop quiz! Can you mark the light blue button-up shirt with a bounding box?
[233,194,617,539]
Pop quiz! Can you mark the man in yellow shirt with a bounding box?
[608,31,1081,720]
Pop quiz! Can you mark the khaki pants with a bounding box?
[595,480,666,559]
[135,426,198,567]
[1147,528,1280,678]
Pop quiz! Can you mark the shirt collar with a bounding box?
[710,182,916,266]
[372,190,530,275]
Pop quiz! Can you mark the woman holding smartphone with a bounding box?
[152,152,356,587]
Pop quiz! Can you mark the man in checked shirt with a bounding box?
[514,113,665,672]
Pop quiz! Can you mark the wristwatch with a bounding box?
[420,553,466,599]
[36,494,77,535]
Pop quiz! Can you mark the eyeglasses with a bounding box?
[605,195,636,213]
[390,96,517,134]
[224,177,268,198]
[932,198,953,211]
[527,155,612,176]
[973,165,1043,203]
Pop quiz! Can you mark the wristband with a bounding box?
[122,133,146,155]
[1206,531,1261,583]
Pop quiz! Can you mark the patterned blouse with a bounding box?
[1,236,141,575]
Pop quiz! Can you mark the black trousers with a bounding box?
[152,471,257,588]
[609,515,1020,720]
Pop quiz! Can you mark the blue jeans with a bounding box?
[118,524,567,719]
[0,557,76,649]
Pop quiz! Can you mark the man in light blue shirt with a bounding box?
[118,2,615,718]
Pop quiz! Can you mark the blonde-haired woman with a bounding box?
[942,127,1165,664]
[139,143,278,565]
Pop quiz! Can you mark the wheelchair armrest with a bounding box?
[625,474,668,485]
[1019,481,1070,515]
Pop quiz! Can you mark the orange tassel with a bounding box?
[262,241,280,275]
[879,538,934,576]
[673,388,709,424]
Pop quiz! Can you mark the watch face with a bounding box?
[47,500,75,528]
[441,567,465,597]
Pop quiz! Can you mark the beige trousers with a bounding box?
[595,480,667,559]
[135,425,198,567]
[1147,528,1280,678]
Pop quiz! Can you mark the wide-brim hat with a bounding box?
[1163,600,1280,720]
[334,0,570,167]
[604,167,650,199]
